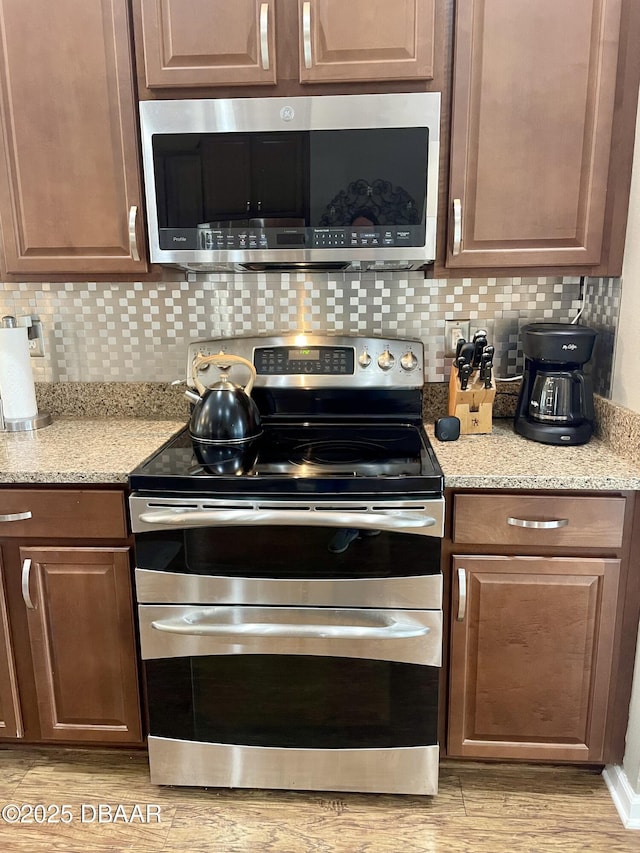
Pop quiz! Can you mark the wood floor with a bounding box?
[0,747,635,852]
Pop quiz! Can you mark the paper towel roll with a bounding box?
[0,327,38,420]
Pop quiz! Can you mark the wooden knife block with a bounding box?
[448,368,496,434]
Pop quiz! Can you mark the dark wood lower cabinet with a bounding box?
[21,547,141,743]
[0,488,142,746]
[0,557,22,738]
[448,555,620,762]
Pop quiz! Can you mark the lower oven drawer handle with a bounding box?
[138,508,436,531]
[150,618,430,640]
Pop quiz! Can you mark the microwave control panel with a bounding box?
[159,226,424,251]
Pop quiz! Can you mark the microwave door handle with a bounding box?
[259,3,270,70]
[151,609,430,641]
[137,507,438,532]
[302,2,313,69]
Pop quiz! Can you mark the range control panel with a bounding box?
[186,335,424,390]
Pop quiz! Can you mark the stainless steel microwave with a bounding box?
[139,93,440,272]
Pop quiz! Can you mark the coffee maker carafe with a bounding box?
[515,323,597,445]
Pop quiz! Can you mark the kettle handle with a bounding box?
[192,352,257,396]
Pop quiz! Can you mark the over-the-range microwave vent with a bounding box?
[139,92,441,273]
[176,260,422,274]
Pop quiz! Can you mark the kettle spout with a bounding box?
[184,389,201,404]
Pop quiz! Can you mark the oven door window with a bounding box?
[135,526,440,579]
[145,655,438,749]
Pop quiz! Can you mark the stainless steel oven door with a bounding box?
[131,497,443,609]
[139,604,442,665]
[139,604,441,794]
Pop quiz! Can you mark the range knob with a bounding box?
[400,351,419,372]
[377,348,395,371]
[358,349,372,368]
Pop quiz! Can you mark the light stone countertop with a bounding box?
[428,421,640,491]
[1,416,640,491]
[0,418,185,484]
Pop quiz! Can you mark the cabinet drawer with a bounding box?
[453,494,626,549]
[0,489,127,539]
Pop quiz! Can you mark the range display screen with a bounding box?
[288,349,319,361]
[255,346,354,375]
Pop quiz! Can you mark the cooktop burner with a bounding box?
[130,422,443,497]
[291,438,390,466]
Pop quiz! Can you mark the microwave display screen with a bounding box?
[151,128,429,251]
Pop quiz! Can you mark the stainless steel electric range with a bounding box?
[129,334,444,795]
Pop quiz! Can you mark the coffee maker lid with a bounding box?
[522,322,596,339]
[521,322,597,364]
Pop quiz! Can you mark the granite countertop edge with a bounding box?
[1,412,640,491]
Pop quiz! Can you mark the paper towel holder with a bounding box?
[0,315,52,432]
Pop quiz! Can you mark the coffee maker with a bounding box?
[515,322,597,445]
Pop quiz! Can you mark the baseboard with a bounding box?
[603,764,640,829]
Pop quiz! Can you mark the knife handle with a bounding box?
[484,360,493,388]
[459,363,472,390]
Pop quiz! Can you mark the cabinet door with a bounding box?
[447,0,621,268]
[449,556,620,762]
[139,0,277,87]
[298,0,435,83]
[21,547,141,744]
[0,0,148,275]
[0,551,22,739]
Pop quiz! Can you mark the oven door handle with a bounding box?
[150,610,431,640]
[137,508,438,532]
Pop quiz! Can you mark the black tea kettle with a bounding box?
[187,352,262,445]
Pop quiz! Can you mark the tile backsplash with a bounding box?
[0,272,618,394]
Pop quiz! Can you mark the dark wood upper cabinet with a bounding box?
[447,0,629,271]
[297,0,435,84]
[0,0,148,275]
[135,0,436,91]
[139,0,278,88]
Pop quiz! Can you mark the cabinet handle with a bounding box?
[0,510,32,523]
[21,559,35,610]
[452,198,462,255]
[507,517,569,530]
[259,3,270,71]
[457,568,467,622]
[128,206,140,261]
[302,2,313,69]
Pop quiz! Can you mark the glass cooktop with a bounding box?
[129,423,444,497]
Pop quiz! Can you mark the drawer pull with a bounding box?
[0,510,32,523]
[507,516,569,530]
[21,559,35,609]
[457,568,467,622]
